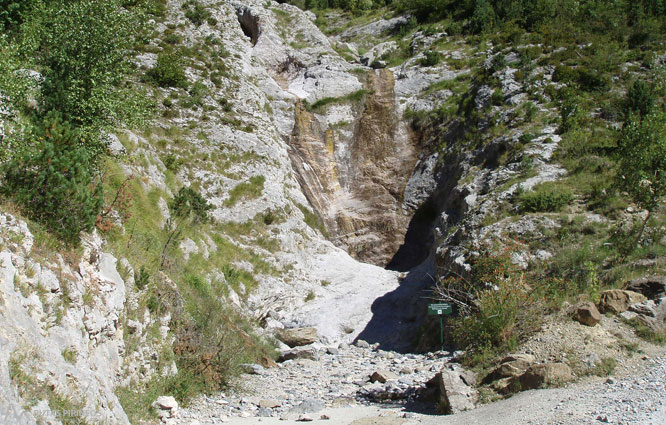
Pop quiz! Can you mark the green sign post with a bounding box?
[428,303,452,352]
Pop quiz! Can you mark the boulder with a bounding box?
[279,347,318,362]
[598,290,647,314]
[370,370,399,383]
[519,363,573,390]
[259,399,281,409]
[152,396,178,419]
[276,327,318,347]
[360,41,398,67]
[572,301,602,326]
[435,368,478,414]
[625,276,666,300]
[240,363,265,375]
[483,353,535,383]
[629,300,658,317]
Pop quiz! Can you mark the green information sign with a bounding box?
[428,302,452,352]
[428,303,452,316]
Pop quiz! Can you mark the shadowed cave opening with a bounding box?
[237,9,260,46]
[386,198,438,272]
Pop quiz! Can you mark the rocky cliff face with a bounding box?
[288,68,421,266]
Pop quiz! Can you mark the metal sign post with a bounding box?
[427,302,452,352]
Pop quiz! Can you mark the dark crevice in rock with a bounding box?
[237,9,260,46]
[387,198,437,272]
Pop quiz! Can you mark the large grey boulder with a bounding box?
[435,367,478,414]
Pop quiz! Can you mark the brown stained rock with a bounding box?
[482,353,534,384]
[279,347,318,362]
[276,327,318,347]
[370,370,399,383]
[598,290,648,314]
[573,301,602,326]
[519,363,573,390]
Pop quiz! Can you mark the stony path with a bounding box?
[175,342,450,424]
[175,350,666,425]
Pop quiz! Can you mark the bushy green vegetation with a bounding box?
[436,245,543,363]
[0,0,152,244]
[519,182,573,213]
[0,116,103,245]
[148,51,189,88]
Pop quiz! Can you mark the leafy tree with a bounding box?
[0,115,103,245]
[470,0,496,33]
[29,0,150,156]
[0,0,40,33]
[616,111,666,250]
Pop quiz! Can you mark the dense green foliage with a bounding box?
[0,0,152,244]
[616,111,666,214]
[0,116,103,245]
[147,52,189,88]
[170,187,214,224]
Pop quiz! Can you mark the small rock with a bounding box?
[153,396,178,411]
[257,407,273,417]
[370,370,399,383]
[276,327,319,347]
[320,414,330,420]
[297,414,314,422]
[355,340,371,348]
[573,301,602,326]
[279,347,318,362]
[259,400,281,409]
[326,347,339,355]
[240,364,265,375]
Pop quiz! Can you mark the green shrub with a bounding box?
[440,246,542,359]
[0,116,103,245]
[148,52,188,88]
[183,1,211,26]
[519,183,573,213]
[170,186,213,224]
[626,80,654,117]
[420,51,441,67]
